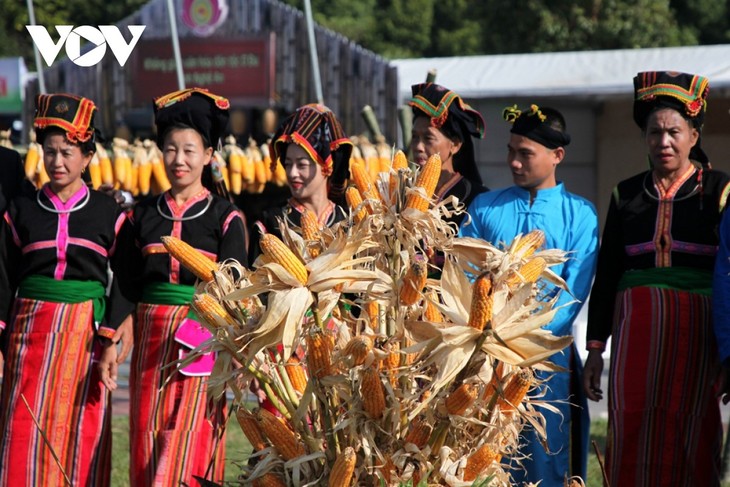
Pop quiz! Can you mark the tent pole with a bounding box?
[26,0,46,94]
[303,0,323,104]
[166,0,186,90]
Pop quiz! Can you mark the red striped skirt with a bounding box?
[129,303,225,487]
[607,286,722,486]
[0,298,111,487]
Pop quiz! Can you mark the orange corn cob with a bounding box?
[97,144,114,186]
[513,229,546,259]
[236,408,267,451]
[404,153,441,212]
[138,159,152,195]
[343,335,373,366]
[192,293,238,328]
[255,408,306,460]
[482,361,505,401]
[24,141,40,180]
[284,356,308,394]
[328,446,356,487]
[399,260,427,306]
[445,383,478,416]
[345,186,368,223]
[361,366,386,419]
[498,369,533,413]
[306,329,334,379]
[463,443,501,481]
[259,233,308,285]
[150,150,171,192]
[252,472,288,487]
[404,417,432,448]
[364,300,379,326]
[468,273,493,331]
[161,236,218,282]
[388,149,408,199]
[350,161,378,204]
[422,290,443,323]
[505,257,547,290]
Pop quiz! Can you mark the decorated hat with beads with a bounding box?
[153,87,230,149]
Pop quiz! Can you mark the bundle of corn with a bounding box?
[24,132,45,188]
[171,148,576,486]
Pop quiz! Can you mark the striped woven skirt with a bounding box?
[129,303,225,487]
[607,286,722,486]
[0,298,111,487]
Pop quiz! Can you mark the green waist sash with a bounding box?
[18,275,106,323]
[141,282,198,321]
[618,267,713,296]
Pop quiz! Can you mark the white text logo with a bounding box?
[26,25,146,67]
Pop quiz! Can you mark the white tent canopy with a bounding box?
[393,44,730,100]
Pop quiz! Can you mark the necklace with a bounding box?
[156,193,213,221]
[642,171,699,203]
[36,187,90,214]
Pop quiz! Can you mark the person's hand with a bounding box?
[113,314,134,364]
[98,339,119,391]
[583,349,604,401]
[98,183,134,210]
[718,365,730,405]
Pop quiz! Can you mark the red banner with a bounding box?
[132,35,275,105]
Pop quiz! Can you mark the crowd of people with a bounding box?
[0,69,728,487]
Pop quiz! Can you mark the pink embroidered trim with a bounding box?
[222,210,241,235]
[68,237,107,257]
[4,213,21,247]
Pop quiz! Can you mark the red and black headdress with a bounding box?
[153,87,230,149]
[33,93,99,149]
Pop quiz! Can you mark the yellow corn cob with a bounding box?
[399,260,427,306]
[252,472,288,487]
[382,341,400,371]
[228,147,243,195]
[36,161,50,187]
[273,159,287,186]
[300,209,321,258]
[513,229,546,259]
[97,144,114,186]
[259,233,308,285]
[445,383,478,416]
[24,142,40,180]
[88,154,102,189]
[160,235,218,282]
[404,153,441,212]
[192,293,238,328]
[345,186,368,223]
[240,149,255,184]
[284,356,308,394]
[255,408,306,460]
[228,148,243,173]
[468,273,493,331]
[150,150,171,192]
[343,335,373,366]
[127,160,139,195]
[253,153,267,186]
[463,443,501,481]
[236,408,267,451]
[422,290,443,323]
[328,446,356,487]
[361,366,385,419]
[402,333,417,365]
[350,161,378,205]
[497,369,533,413]
[306,329,334,379]
[505,256,547,290]
[403,417,432,448]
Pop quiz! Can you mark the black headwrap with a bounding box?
[153,87,230,149]
[271,104,353,199]
[503,104,571,149]
[408,83,486,186]
[633,71,709,165]
[34,93,101,152]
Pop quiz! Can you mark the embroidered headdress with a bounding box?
[503,104,571,149]
[408,83,486,186]
[633,71,710,165]
[34,93,99,148]
[154,87,230,149]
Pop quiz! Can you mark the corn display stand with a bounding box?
[163,149,587,487]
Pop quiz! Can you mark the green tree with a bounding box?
[670,0,730,44]
[429,0,484,56]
